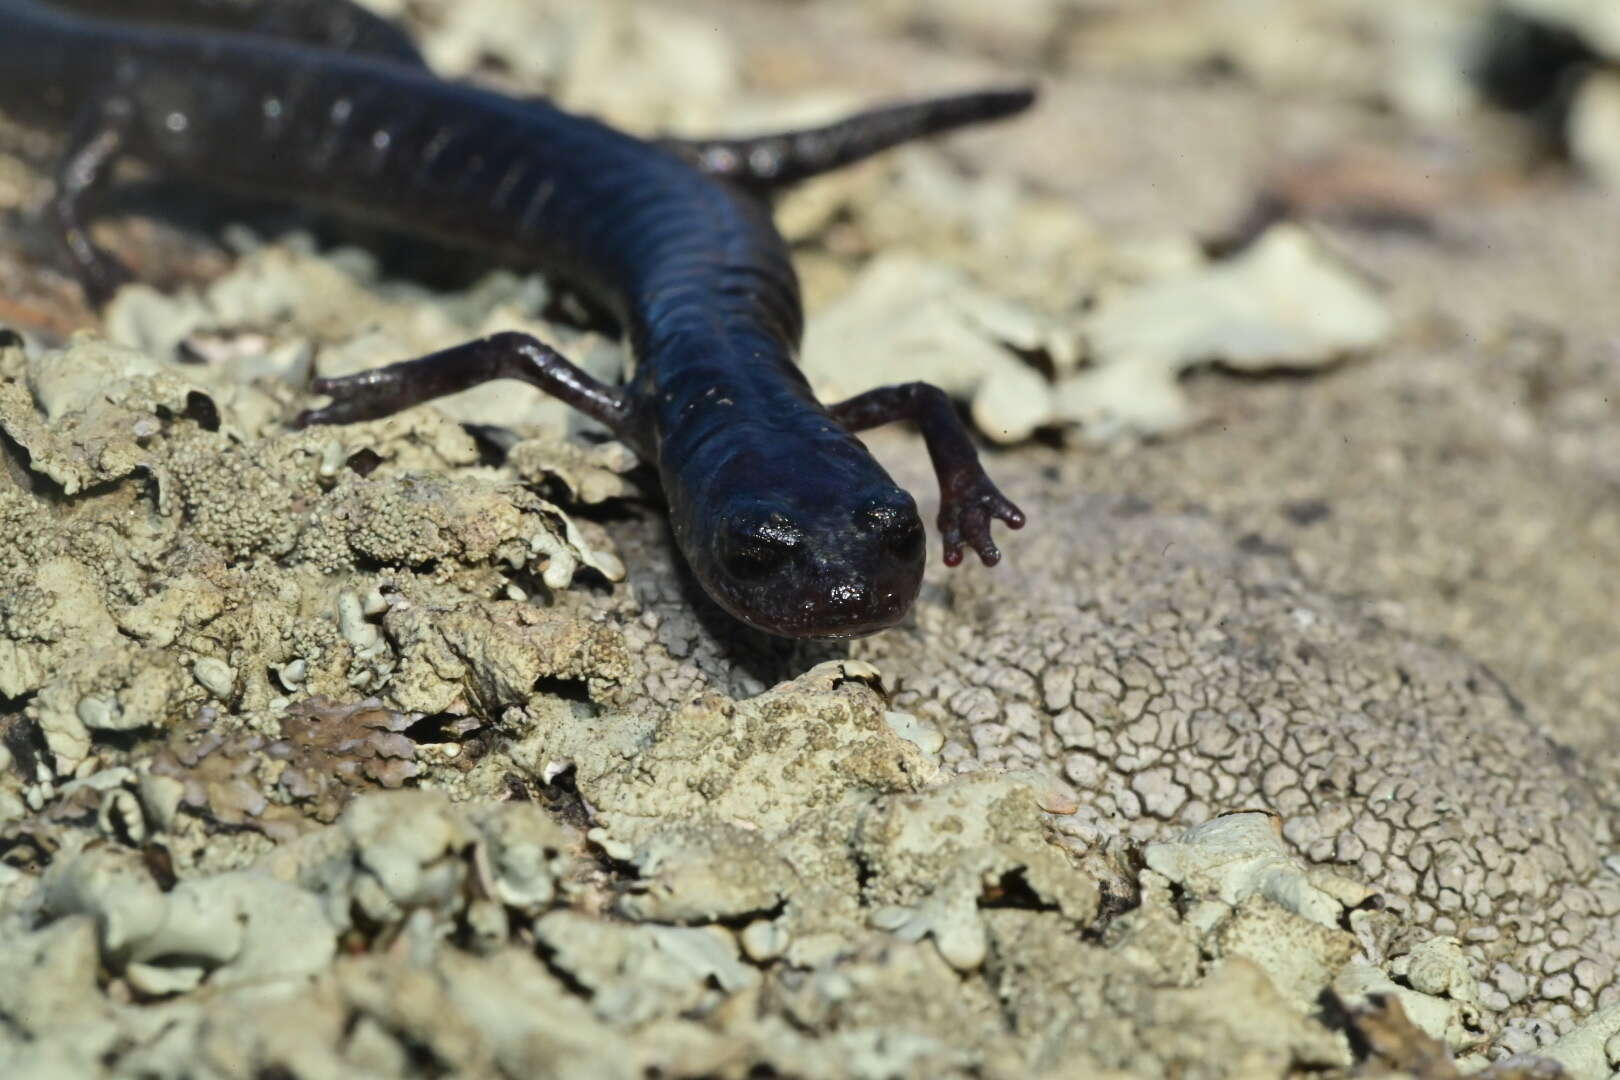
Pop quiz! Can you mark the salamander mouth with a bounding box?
[785,608,907,640]
[710,572,921,639]
[734,606,907,640]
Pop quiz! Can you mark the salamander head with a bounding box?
[687,484,927,639]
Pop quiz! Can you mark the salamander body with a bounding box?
[0,0,1030,637]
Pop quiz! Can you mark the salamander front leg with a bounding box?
[51,101,136,308]
[828,382,1025,566]
[295,330,638,444]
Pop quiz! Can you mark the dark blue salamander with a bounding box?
[0,0,1033,638]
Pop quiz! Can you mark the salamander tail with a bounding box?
[661,84,1038,188]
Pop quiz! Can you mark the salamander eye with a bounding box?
[885,517,925,561]
[722,535,791,581]
[719,508,801,581]
[858,494,924,562]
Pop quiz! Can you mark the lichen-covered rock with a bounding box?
[1064,224,1393,439]
[1532,998,1620,1078]
[384,596,629,713]
[1146,811,1375,928]
[989,909,1352,1076]
[796,168,1390,444]
[40,844,336,994]
[0,333,629,780]
[0,917,120,1075]
[616,821,796,924]
[1,0,1617,1074]
[1337,955,1487,1053]
[801,251,1063,443]
[0,334,214,495]
[856,491,1620,1041]
[858,770,1100,971]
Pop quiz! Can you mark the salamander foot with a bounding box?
[938,474,1025,567]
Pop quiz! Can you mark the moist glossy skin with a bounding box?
[663,403,929,638]
[0,0,1027,639]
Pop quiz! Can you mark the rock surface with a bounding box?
[0,0,1617,1077]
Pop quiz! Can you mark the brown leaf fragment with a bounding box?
[1342,993,1565,1080]
[274,697,423,821]
[143,698,425,838]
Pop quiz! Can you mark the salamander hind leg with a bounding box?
[51,101,137,308]
[295,331,639,443]
[828,382,1025,567]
